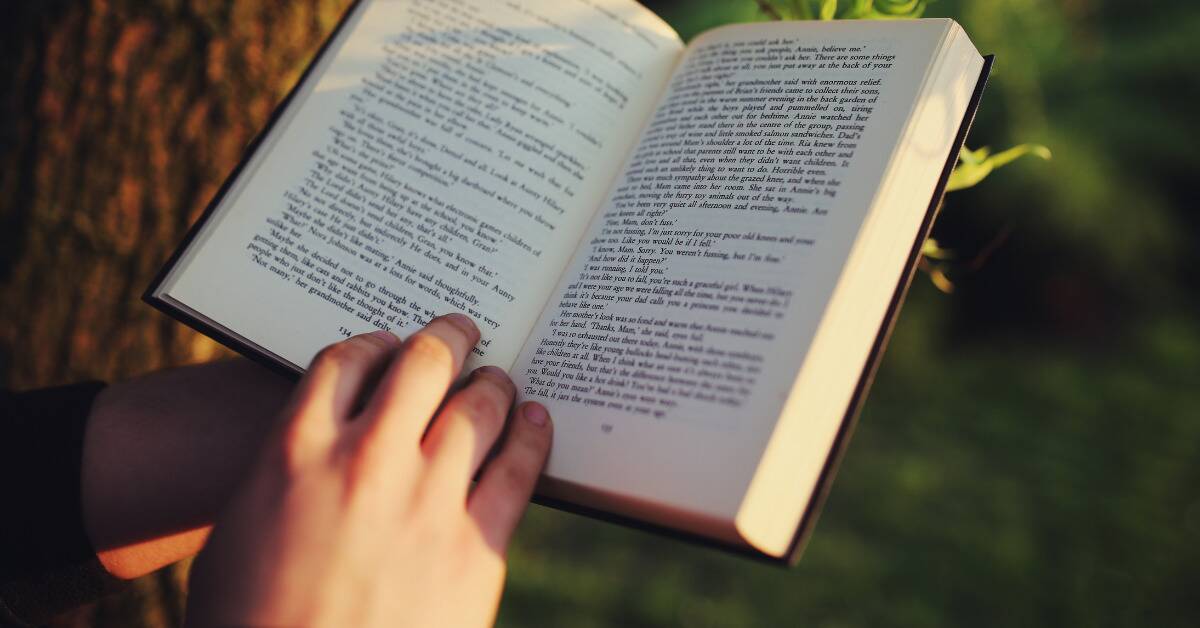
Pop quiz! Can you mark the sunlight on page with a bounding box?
[162,0,681,371]
[512,19,976,551]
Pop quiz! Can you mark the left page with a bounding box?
[158,0,682,370]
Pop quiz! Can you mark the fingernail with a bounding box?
[368,329,401,345]
[441,313,478,336]
[523,402,549,427]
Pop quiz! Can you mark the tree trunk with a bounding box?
[0,2,351,625]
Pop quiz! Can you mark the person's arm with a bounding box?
[0,360,292,624]
[81,358,293,579]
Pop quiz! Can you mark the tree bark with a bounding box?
[0,2,351,625]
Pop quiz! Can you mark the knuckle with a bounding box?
[310,344,339,368]
[342,437,380,488]
[459,395,502,429]
[276,420,319,474]
[474,367,516,396]
[496,456,537,495]
[357,332,397,352]
[344,427,412,496]
[462,381,511,422]
[401,332,455,370]
[313,341,368,370]
[436,313,480,341]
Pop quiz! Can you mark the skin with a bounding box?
[82,357,293,578]
[82,314,552,627]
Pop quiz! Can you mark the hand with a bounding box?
[185,314,553,627]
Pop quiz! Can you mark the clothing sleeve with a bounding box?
[0,382,121,627]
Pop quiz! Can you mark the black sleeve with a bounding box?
[0,382,122,627]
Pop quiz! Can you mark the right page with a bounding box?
[512,19,979,547]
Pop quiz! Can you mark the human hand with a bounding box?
[185,314,552,627]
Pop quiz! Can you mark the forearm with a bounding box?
[81,358,292,579]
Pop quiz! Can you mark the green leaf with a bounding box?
[865,0,926,19]
[820,0,838,20]
[921,238,955,260]
[876,0,922,15]
[759,0,928,20]
[958,145,991,166]
[946,143,1051,192]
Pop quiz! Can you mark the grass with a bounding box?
[497,289,1200,627]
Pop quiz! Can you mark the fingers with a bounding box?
[355,314,480,455]
[283,330,401,452]
[467,402,552,554]
[422,366,515,493]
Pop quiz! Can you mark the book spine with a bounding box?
[782,54,995,566]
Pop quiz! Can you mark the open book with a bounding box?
[146,0,991,562]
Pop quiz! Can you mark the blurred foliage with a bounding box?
[928,0,1200,326]
[922,145,1051,293]
[499,302,1200,628]
[755,0,930,21]
[1,0,1198,627]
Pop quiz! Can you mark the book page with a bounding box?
[162,0,682,370]
[512,20,955,528]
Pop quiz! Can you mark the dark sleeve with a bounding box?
[0,382,121,627]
